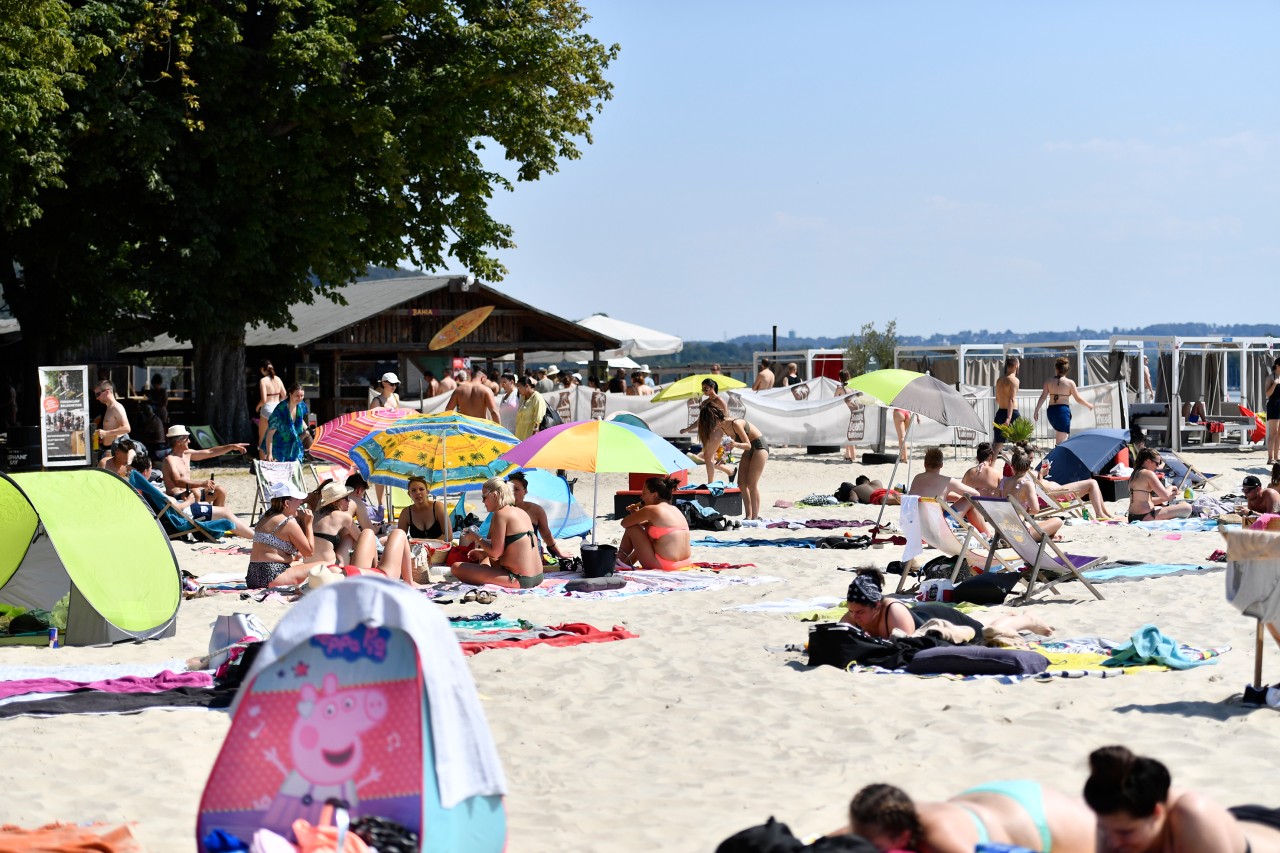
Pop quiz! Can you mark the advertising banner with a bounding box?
[38,365,92,467]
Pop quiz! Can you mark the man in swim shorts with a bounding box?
[993,355,1021,451]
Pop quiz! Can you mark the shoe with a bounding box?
[728,466,738,483]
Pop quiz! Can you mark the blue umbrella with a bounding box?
[1042,429,1133,484]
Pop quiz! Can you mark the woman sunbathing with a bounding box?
[999,450,1064,541]
[839,572,1052,644]
[450,477,544,589]
[617,476,692,571]
[1038,458,1119,520]
[842,780,1096,853]
[1127,448,1191,524]
[1084,745,1280,853]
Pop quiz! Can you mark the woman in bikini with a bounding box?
[1127,448,1190,524]
[256,360,286,458]
[396,475,449,541]
[844,780,1096,853]
[698,401,768,520]
[838,572,1051,643]
[1085,745,1280,853]
[1265,358,1280,465]
[893,408,917,462]
[450,477,544,589]
[246,482,331,588]
[999,450,1065,541]
[507,471,568,561]
[1035,356,1094,445]
[617,476,692,571]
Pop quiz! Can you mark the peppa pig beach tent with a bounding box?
[0,470,180,646]
[197,576,507,852]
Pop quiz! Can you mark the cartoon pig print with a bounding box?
[261,673,387,827]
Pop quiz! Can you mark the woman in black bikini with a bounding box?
[1034,357,1094,446]
[698,401,768,520]
[1126,448,1190,524]
[450,477,544,589]
[1265,358,1280,465]
[397,475,448,540]
[1085,745,1280,853]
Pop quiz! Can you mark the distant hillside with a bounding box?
[650,323,1280,367]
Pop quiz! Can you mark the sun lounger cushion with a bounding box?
[905,645,1048,676]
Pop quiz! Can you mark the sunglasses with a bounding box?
[94,389,109,398]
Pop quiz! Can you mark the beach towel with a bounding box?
[1082,562,1220,582]
[431,571,782,602]
[456,622,637,656]
[898,495,924,563]
[1131,518,1222,532]
[0,670,212,701]
[1102,625,1220,669]
[729,597,843,614]
[0,822,144,853]
[0,685,237,718]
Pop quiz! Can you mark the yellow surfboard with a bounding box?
[429,305,494,350]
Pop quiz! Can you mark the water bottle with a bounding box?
[1183,485,1194,501]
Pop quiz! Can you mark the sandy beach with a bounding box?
[1,445,1275,852]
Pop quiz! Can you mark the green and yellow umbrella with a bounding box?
[845,369,984,431]
[351,412,519,496]
[651,373,747,403]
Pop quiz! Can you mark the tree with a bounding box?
[6,0,618,441]
[845,319,898,376]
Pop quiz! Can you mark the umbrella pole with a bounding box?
[873,418,915,531]
[591,471,599,545]
[442,434,452,544]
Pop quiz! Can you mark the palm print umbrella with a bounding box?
[351,412,519,496]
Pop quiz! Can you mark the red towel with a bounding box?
[459,623,637,656]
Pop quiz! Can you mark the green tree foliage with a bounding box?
[4,0,617,440]
[845,319,898,375]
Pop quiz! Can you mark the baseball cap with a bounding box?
[1243,475,1262,491]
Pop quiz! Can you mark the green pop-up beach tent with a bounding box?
[0,469,181,645]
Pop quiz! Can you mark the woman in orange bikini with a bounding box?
[617,476,692,571]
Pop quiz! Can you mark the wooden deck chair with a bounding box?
[896,497,1020,592]
[250,460,317,523]
[129,469,235,542]
[1223,529,1280,701]
[970,496,1106,604]
[1032,478,1086,520]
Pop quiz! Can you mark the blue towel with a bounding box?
[1101,624,1217,669]
[691,537,820,548]
[680,481,728,496]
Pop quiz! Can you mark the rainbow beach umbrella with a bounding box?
[497,420,690,543]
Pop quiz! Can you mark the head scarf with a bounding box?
[846,574,883,606]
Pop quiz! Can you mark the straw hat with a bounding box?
[319,481,354,508]
[166,424,191,439]
[545,365,560,376]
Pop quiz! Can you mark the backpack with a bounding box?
[678,499,729,531]
[539,402,563,432]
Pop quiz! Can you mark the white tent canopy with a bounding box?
[520,314,682,363]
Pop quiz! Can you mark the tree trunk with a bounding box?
[2,271,61,428]
[193,328,252,445]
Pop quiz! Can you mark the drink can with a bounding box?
[48,627,59,649]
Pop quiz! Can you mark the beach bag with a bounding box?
[209,613,270,654]
[538,404,563,432]
[920,554,972,584]
[679,500,729,531]
[953,572,1023,605]
[806,623,895,670]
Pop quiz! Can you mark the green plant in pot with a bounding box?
[997,416,1036,445]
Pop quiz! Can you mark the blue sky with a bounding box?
[452,1,1279,342]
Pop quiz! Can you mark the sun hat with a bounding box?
[166,424,191,439]
[545,365,560,376]
[269,481,308,501]
[319,481,355,508]
[380,372,400,385]
[639,365,651,373]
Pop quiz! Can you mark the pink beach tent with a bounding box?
[196,577,507,851]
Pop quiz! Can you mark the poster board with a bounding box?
[38,365,92,467]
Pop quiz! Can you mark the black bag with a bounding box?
[920,554,972,583]
[806,623,895,669]
[539,404,563,432]
[952,572,1025,605]
[679,499,729,531]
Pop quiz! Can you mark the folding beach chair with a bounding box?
[970,496,1106,604]
[129,469,235,542]
[896,497,1020,592]
[1223,529,1280,702]
[250,460,317,523]
[188,424,246,459]
[1032,478,1086,521]
[1158,449,1217,492]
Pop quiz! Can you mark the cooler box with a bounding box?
[1094,475,1130,502]
[628,469,688,491]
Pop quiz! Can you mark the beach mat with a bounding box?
[1082,562,1222,582]
[456,622,637,655]
[425,571,782,601]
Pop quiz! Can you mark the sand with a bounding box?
[1,445,1275,851]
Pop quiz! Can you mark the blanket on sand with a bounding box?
[424,571,781,601]
[456,622,637,656]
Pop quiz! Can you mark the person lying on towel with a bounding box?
[1085,744,1280,853]
[617,476,692,571]
[833,780,1096,853]
[839,572,1052,646]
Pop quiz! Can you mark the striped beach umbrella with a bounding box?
[309,407,423,467]
[351,412,519,495]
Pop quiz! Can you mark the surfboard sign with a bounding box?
[428,305,494,350]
